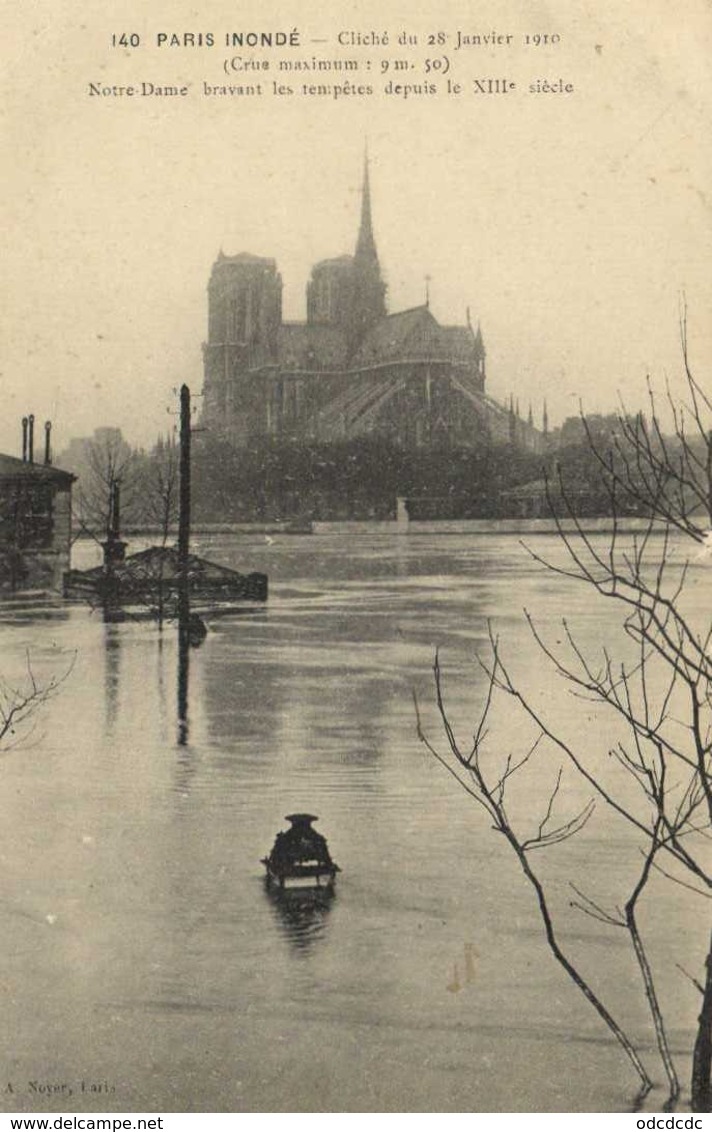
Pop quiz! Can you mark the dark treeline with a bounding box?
[190,436,537,521]
[64,413,687,530]
[188,426,652,522]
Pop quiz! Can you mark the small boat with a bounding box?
[63,545,267,611]
[63,386,267,620]
[262,813,340,889]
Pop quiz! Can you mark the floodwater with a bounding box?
[0,530,708,1113]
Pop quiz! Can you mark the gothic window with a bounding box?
[236,291,247,341]
[226,299,236,342]
[245,287,253,341]
[324,277,333,321]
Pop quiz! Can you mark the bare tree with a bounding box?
[586,307,712,542]
[139,436,180,546]
[64,431,195,633]
[419,316,712,1110]
[75,430,136,540]
[414,658,654,1098]
[133,436,180,627]
[0,651,74,753]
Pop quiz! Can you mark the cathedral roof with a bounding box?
[277,323,349,370]
[351,306,436,365]
[352,307,479,367]
[439,325,482,361]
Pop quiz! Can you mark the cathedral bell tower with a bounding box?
[202,251,282,442]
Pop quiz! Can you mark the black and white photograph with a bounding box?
[1,0,711,1116]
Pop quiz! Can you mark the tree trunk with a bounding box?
[691,929,712,1112]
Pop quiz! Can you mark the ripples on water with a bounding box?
[0,532,706,1112]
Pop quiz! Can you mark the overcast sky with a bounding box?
[2,0,711,458]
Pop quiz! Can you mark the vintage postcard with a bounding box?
[1,0,711,1116]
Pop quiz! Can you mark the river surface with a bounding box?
[0,530,708,1113]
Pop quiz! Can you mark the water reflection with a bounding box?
[172,738,199,798]
[0,599,70,627]
[264,882,335,953]
[2,531,705,1114]
[177,612,190,746]
[102,621,121,732]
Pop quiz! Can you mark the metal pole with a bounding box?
[178,384,191,567]
[177,384,191,745]
[111,479,121,538]
[177,624,190,746]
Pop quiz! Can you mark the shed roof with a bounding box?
[0,453,75,484]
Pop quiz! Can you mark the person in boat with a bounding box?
[269,814,333,869]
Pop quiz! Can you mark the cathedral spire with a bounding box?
[349,150,387,352]
[355,150,379,263]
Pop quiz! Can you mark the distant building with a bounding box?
[55,427,134,534]
[58,427,133,482]
[0,423,74,591]
[201,159,543,452]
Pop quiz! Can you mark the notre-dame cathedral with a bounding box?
[201,159,541,451]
